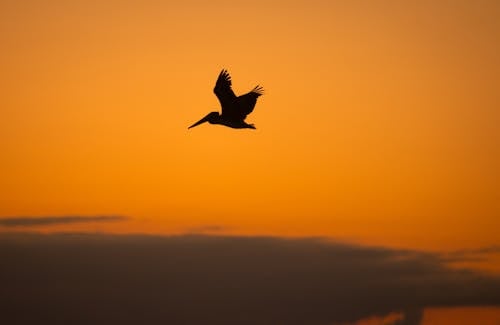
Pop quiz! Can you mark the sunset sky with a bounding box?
[1,1,499,324]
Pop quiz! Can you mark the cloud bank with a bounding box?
[0,233,499,325]
[0,215,127,227]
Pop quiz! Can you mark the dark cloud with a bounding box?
[186,224,229,233]
[0,233,499,325]
[448,245,500,257]
[0,215,127,227]
[440,245,500,264]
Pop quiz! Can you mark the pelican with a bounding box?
[188,69,264,129]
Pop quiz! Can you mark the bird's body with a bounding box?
[188,70,263,130]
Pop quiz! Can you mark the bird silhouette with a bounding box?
[188,69,264,130]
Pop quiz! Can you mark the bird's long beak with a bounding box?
[188,114,210,129]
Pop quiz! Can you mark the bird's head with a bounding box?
[188,111,219,129]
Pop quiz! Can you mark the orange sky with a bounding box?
[1,0,499,255]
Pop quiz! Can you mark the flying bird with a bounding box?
[188,69,264,130]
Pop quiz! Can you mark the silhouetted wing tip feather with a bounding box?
[251,85,264,96]
[219,69,231,83]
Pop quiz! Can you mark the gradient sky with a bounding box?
[1,1,500,323]
[2,0,499,249]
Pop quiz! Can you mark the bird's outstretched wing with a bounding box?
[213,69,237,114]
[236,85,264,119]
